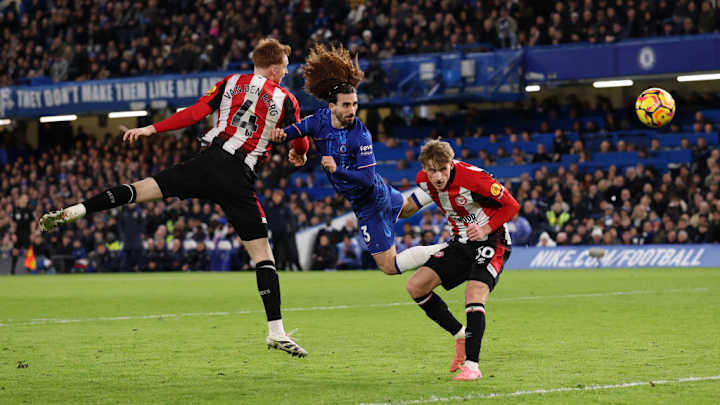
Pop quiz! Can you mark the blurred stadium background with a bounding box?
[1,0,720,274]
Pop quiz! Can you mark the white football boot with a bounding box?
[38,205,85,232]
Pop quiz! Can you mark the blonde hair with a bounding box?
[419,140,455,167]
[252,38,291,68]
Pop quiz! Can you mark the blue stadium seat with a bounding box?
[373,141,409,161]
[653,149,692,163]
[592,152,639,162]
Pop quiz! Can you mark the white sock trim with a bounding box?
[124,184,135,203]
[464,360,479,371]
[268,319,285,336]
[417,293,433,306]
[67,203,87,219]
[454,326,466,340]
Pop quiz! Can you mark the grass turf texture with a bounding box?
[1,268,719,404]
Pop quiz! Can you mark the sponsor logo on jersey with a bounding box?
[359,144,373,156]
[459,213,477,223]
[205,84,217,96]
[490,183,503,197]
[455,195,467,206]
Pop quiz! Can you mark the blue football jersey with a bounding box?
[284,108,386,209]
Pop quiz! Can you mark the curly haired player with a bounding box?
[270,44,446,275]
[403,140,520,381]
[38,38,310,358]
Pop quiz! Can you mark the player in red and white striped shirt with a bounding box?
[38,38,310,358]
[402,140,520,381]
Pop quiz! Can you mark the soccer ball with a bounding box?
[635,88,676,128]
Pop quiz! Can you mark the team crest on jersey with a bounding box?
[205,84,217,96]
[433,251,445,258]
[455,195,467,206]
[490,183,503,197]
[339,144,348,153]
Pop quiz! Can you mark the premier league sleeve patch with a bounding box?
[490,183,504,198]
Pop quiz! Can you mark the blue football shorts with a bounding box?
[355,185,404,255]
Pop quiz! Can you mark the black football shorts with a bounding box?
[152,145,268,241]
[424,237,511,291]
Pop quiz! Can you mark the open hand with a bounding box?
[122,125,156,144]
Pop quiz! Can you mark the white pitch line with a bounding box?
[0,287,709,327]
[358,375,720,405]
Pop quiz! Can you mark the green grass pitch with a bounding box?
[1,268,719,404]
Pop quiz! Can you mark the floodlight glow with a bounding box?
[108,111,148,118]
[592,79,634,88]
[677,73,720,82]
[39,114,77,123]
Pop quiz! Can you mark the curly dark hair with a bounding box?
[303,43,364,103]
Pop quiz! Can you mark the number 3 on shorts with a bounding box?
[361,225,371,242]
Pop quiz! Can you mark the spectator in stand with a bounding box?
[118,204,145,272]
[167,239,186,271]
[312,234,336,270]
[266,189,295,270]
[10,194,33,275]
[507,213,531,246]
[187,241,210,271]
[336,235,361,269]
[532,143,553,163]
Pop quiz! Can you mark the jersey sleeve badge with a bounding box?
[205,84,218,97]
[490,183,503,197]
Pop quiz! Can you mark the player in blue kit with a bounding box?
[271,44,445,274]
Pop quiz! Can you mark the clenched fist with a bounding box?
[321,156,337,173]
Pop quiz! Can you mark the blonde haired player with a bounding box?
[402,140,520,381]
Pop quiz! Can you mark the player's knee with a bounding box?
[406,278,427,298]
[378,262,397,275]
[374,254,398,275]
[466,280,490,303]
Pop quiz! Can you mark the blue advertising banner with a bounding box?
[0,72,229,118]
[504,244,720,270]
[0,50,526,117]
[525,34,720,82]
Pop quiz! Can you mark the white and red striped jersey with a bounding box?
[198,73,300,170]
[413,160,519,244]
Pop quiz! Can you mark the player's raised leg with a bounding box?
[369,189,448,275]
[373,243,447,275]
[222,201,308,358]
[453,280,490,381]
[406,266,466,371]
[39,178,162,232]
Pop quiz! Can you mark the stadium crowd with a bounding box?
[1,0,719,86]
[2,103,720,272]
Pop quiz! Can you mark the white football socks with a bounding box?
[67,203,87,219]
[268,319,286,337]
[394,242,448,272]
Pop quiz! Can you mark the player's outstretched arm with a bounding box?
[122,125,156,144]
[127,102,212,144]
